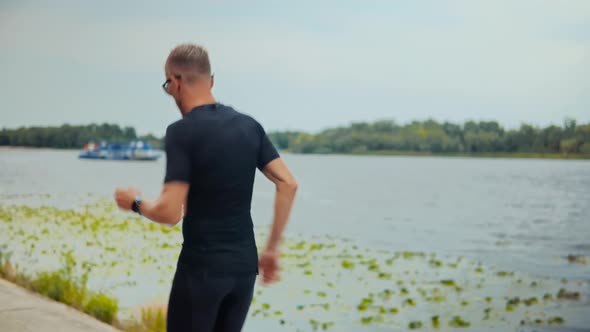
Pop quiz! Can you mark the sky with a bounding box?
[0,0,589,136]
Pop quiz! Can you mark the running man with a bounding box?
[114,43,298,332]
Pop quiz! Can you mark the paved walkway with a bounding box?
[0,278,119,332]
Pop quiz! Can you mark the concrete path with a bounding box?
[0,278,119,332]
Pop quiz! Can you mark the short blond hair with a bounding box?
[165,43,211,83]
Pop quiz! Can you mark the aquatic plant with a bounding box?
[1,201,586,331]
[449,316,470,328]
[408,321,422,329]
[431,315,440,328]
[557,288,580,300]
[440,279,456,287]
[548,316,565,325]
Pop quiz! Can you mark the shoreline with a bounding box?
[283,150,590,160]
[0,146,78,151]
[3,146,590,160]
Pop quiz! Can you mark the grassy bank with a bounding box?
[0,202,168,332]
[0,248,167,332]
[0,247,119,325]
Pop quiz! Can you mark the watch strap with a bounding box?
[131,197,142,215]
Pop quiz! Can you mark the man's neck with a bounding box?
[181,94,216,116]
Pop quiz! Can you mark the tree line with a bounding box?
[0,124,162,149]
[2,119,590,156]
[267,118,590,155]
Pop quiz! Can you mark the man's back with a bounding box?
[164,103,279,276]
[115,44,297,332]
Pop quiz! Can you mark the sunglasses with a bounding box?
[162,74,182,94]
[162,74,214,94]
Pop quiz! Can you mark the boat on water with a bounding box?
[79,141,161,161]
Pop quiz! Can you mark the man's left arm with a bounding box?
[115,123,191,225]
[114,182,188,225]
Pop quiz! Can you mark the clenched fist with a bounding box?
[114,187,141,211]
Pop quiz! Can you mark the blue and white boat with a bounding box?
[79,141,161,161]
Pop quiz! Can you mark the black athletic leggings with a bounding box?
[167,264,256,332]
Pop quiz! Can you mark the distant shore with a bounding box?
[281,149,590,160]
[0,146,77,151]
[3,146,590,160]
[360,150,590,160]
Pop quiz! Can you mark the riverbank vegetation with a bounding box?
[0,247,119,325]
[2,119,589,159]
[0,245,167,331]
[268,118,590,158]
[0,124,161,149]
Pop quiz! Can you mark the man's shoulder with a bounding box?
[166,118,189,135]
[218,103,260,127]
[218,103,247,118]
[165,117,197,144]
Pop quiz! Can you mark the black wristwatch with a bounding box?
[131,196,142,215]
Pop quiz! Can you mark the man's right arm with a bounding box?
[262,158,298,252]
[258,158,297,285]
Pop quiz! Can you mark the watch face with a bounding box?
[132,198,142,214]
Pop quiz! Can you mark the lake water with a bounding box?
[1,148,589,331]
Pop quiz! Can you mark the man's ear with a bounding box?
[176,78,182,94]
[210,75,215,89]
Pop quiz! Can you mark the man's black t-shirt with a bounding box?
[164,103,279,276]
